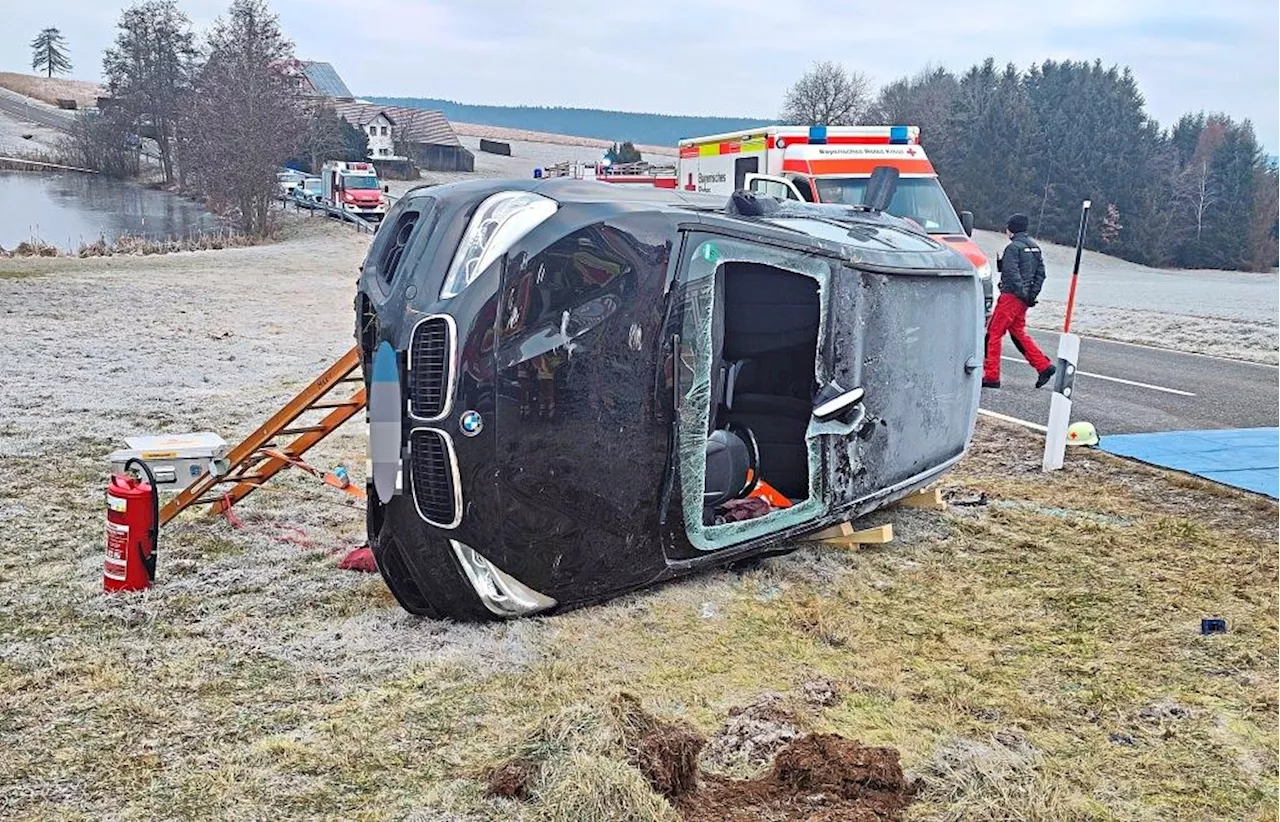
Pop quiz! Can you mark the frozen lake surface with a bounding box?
[0,170,221,252]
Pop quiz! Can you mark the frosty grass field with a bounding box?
[0,150,1276,820]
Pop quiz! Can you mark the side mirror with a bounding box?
[864,166,900,213]
[383,184,390,193]
[960,210,975,237]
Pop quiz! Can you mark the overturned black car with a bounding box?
[355,175,984,621]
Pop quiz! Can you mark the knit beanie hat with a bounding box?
[1007,213,1030,234]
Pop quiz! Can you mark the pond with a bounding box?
[0,170,223,252]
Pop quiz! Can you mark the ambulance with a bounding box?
[677,125,993,314]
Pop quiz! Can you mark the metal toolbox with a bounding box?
[108,432,228,492]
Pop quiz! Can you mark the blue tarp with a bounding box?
[1099,427,1279,499]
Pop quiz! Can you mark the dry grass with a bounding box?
[0,71,104,107]
[0,223,1275,820]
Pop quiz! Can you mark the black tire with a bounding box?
[371,531,498,622]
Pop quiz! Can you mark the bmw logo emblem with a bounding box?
[459,410,483,437]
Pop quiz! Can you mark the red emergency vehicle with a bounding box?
[677,125,993,313]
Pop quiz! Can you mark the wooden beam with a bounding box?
[806,522,894,548]
[897,487,947,511]
[809,521,855,541]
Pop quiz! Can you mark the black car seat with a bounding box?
[718,264,819,500]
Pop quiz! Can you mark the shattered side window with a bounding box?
[675,234,847,552]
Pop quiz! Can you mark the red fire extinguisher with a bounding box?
[104,458,159,592]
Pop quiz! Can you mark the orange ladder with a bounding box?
[159,347,368,526]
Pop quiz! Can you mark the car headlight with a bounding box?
[440,191,558,299]
[976,261,992,281]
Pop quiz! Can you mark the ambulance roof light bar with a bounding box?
[806,124,916,145]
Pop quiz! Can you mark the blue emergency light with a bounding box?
[889,125,909,144]
[808,125,827,145]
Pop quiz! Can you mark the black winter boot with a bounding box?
[1036,364,1057,389]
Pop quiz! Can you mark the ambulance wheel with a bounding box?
[371,533,497,623]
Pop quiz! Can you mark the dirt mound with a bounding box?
[487,758,536,800]
[701,692,800,773]
[633,721,705,798]
[487,694,913,821]
[680,734,913,822]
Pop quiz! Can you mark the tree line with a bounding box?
[783,59,1279,272]
[54,0,368,236]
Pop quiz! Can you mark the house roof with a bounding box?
[330,101,463,148]
[299,61,354,99]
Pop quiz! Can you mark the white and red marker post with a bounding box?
[1042,200,1091,471]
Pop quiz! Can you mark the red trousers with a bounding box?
[985,292,1051,381]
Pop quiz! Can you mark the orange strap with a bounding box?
[258,448,366,502]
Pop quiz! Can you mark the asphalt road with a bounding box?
[980,329,1279,435]
[0,87,74,132]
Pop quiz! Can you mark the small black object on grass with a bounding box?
[1200,618,1228,635]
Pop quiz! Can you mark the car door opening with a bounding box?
[677,248,832,551]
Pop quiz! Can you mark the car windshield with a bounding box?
[813,176,965,235]
[303,179,320,191]
[344,175,380,190]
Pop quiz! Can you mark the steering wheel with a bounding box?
[726,422,760,498]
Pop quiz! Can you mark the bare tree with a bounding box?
[103,1,197,185]
[390,123,421,177]
[1173,118,1226,244]
[184,0,305,236]
[867,64,957,132]
[299,102,348,173]
[1247,164,1279,272]
[58,111,139,177]
[1099,203,1123,245]
[780,61,871,126]
[1177,156,1218,241]
[30,28,72,78]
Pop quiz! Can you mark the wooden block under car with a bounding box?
[896,487,947,511]
[807,522,894,548]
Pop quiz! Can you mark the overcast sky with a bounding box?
[5,0,1277,150]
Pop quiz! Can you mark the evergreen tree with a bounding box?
[806,56,1276,271]
[30,27,71,78]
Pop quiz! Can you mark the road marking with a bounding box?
[999,356,1195,396]
[1027,326,1279,368]
[978,408,1049,433]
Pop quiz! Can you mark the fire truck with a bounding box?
[320,160,389,221]
[677,125,992,313]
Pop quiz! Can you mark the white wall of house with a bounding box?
[363,113,400,159]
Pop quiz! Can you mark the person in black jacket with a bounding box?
[983,213,1056,389]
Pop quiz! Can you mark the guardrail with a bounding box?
[277,193,382,234]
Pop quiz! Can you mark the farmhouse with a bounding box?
[330,101,475,173]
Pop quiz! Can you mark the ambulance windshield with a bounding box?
[814,177,965,235]
[343,175,380,189]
